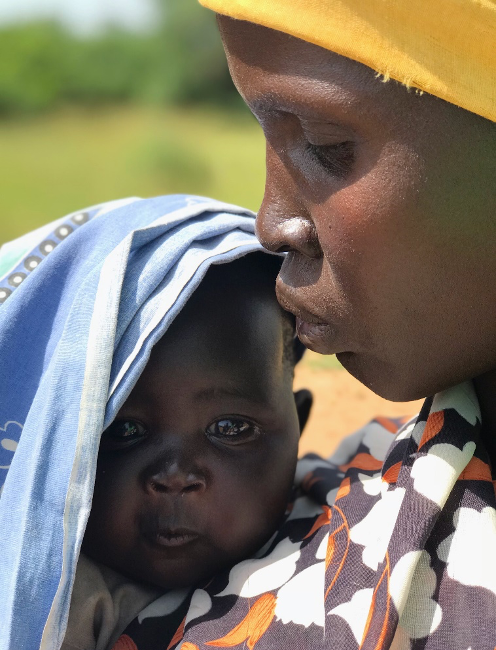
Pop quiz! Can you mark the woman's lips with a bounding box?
[276,283,341,354]
[295,317,338,354]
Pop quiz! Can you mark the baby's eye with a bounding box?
[205,418,261,445]
[100,420,147,451]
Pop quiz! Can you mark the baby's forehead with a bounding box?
[143,255,292,382]
[128,273,292,412]
[169,254,284,331]
[157,279,284,357]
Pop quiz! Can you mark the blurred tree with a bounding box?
[0,0,239,115]
[0,23,69,113]
[148,0,236,104]
[63,30,156,105]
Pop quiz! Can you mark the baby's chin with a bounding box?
[122,554,233,592]
[136,537,277,592]
[121,567,205,593]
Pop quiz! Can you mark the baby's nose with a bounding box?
[146,462,207,496]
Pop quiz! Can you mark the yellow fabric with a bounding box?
[199,0,496,122]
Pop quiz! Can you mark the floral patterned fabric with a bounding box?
[112,381,496,650]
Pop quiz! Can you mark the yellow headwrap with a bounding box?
[199,0,496,123]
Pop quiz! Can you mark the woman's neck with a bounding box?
[473,369,496,466]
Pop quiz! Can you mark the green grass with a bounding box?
[0,105,266,244]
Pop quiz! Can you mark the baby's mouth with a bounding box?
[152,527,200,548]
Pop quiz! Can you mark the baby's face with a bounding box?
[83,275,300,589]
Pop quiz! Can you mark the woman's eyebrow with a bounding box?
[249,92,319,117]
[249,92,350,127]
[248,90,315,116]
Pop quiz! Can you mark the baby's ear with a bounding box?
[293,389,313,435]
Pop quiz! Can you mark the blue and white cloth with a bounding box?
[0,195,265,650]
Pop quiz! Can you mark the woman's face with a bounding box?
[219,17,496,401]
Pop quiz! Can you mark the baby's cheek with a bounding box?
[87,465,138,550]
[209,467,291,554]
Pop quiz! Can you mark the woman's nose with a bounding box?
[256,213,321,258]
[255,155,321,259]
[145,461,207,496]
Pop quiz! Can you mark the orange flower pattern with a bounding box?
[116,383,496,649]
[112,635,139,650]
[205,594,276,648]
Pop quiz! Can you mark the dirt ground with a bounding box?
[294,351,423,458]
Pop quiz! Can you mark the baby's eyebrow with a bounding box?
[194,386,269,405]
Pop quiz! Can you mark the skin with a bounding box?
[83,258,310,590]
[218,17,496,419]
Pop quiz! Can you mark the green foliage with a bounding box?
[0,22,68,113]
[0,1,238,115]
[62,31,156,105]
[150,0,236,104]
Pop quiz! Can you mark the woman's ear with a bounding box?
[293,389,313,435]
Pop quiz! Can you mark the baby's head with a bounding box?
[83,253,310,590]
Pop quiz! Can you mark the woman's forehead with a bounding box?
[219,17,374,87]
[218,16,490,148]
[218,17,438,126]
[210,0,496,123]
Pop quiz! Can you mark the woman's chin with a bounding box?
[336,351,430,403]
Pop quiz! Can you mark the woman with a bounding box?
[193,2,496,649]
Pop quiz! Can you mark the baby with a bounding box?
[2,195,349,650]
[63,252,312,650]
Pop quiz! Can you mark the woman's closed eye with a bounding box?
[305,141,355,179]
[205,417,262,445]
[100,419,148,451]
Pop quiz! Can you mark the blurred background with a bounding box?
[0,0,421,453]
[0,0,266,244]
